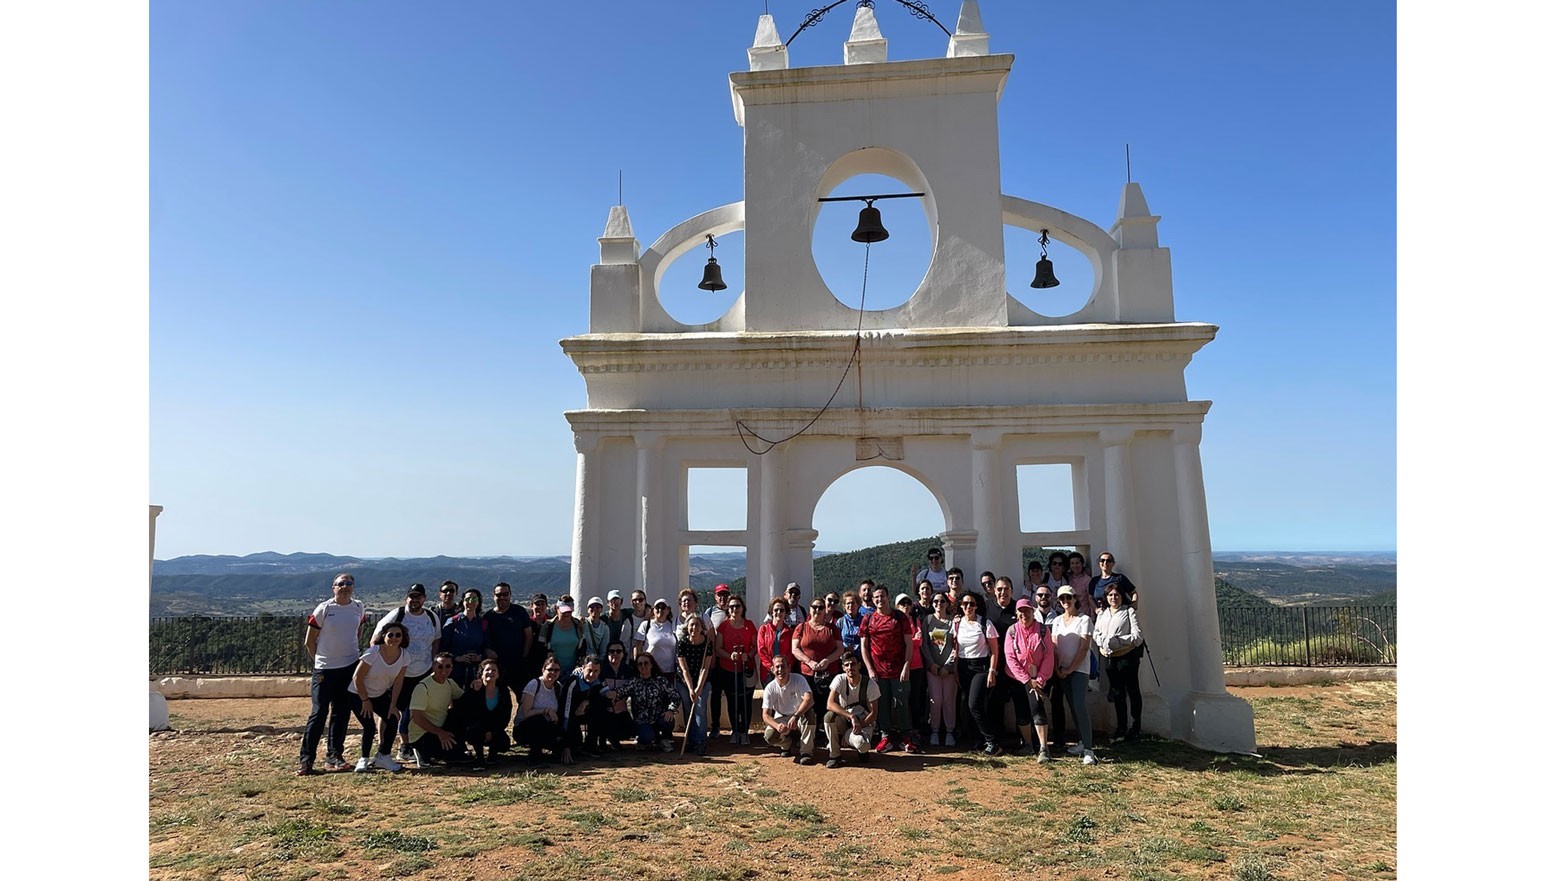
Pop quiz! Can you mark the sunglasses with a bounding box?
[493,592,511,598]
[959,601,977,608]
[1036,593,1052,599]
[384,630,404,638]
[1059,596,1075,602]
[607,649,624,654]
[334,581,354,587]
[440,589,455,594]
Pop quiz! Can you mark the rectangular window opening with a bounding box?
[1017,463,1076,533]
[687,466,748,531]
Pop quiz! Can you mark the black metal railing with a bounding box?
[1217,605,1395,666]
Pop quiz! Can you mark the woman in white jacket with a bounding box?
[1093,586,1145,741]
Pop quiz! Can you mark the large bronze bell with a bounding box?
[1029,255,1060,288]
[850,203,890,243]
[698,256,727,291]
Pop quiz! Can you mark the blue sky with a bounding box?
[148,1,1395,558]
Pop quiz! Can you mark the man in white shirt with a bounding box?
[299,573,367,775]
[761,655,816,764]
[823,652,880,768]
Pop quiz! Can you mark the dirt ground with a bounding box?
[150,682,1397,881]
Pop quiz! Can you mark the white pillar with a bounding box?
[939,530,978,582]
[756,445,785,613]
[970,430,1005,577]
[1099,429,1139,569]
[1173,425,1227,693]
[636,433,666,599]
[569,433,599,598]
[149,505,163,584]
[784,528,818,610]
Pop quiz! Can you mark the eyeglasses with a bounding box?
[384,630,404,638]
[959,601,977,608]
[334,580,354,587]
[728,603,744,610]
[1059,596,1075,602]
[440,589,455,594]
[1099,557,1114,563]
[607,649,624,655]
[946,574,962,581]
[931,598,948,604]
[493,592,511,598]
[1035,593,1051,599]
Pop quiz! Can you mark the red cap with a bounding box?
[714,584,731,594]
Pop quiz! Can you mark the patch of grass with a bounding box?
[1232,853,1279,881]
[1370,860,1394,872]
[385,854,433,875]
[1066,814,1097,844]
[150,810,198,831]
[510,832,554,849]
[310,793,356,815]
[753,787,780,798]
[457,772,568,806]
[561,810,607,833]
[769,803,824,823]
[614,787,649,802]
[361,830,437,852]
[1211,793,1246,812]
[683,867,758,881]
[265,818,340,858]
[898,826,929,840]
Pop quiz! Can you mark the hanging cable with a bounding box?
[735,242,870,455]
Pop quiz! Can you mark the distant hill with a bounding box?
[1212,560,1396,605]
[152,543,1395,616]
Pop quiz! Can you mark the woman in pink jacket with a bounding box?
[1004,598,1057,763]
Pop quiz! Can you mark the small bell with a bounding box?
[1029,229,1060,288]
[698,256,727,292]
[1029,256,1060,289]
[850,202,890,243]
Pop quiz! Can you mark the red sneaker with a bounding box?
[903,737,922,754]
[875,736,894,754]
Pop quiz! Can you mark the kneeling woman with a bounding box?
[515,658,564,764]
[609,651,680,751]
[456,659,513,769]
[347,622,410,772]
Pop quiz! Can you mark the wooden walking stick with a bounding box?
[681,662,710,756]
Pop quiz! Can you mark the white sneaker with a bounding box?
[353,757,371,773]
[1082,749,1097,765]
[371,753,403,772]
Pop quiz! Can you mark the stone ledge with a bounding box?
[154,676,311,699]
[1224,667,1396,687]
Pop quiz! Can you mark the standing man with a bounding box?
[857,580,878,617]
[605,590,638,657]
[910,547,949,596]
[371,583,441,764]
[859,584,919,754]
[298,573,367,775]
[1032,582,1058,626]
[487,582,533,695]
[761,655,817,764]
[434,581,461,628]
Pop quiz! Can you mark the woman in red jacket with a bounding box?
[757,597,796,685]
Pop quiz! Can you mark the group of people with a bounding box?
[296,548,1146,776]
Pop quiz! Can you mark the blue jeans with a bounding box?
[300,663,356,764]
[676,678,709,747]
[1055,671,1092,750]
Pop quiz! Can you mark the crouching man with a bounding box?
[761,655,816,765]
[407,652,466,767]
[823,651,880,768]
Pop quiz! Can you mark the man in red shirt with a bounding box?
[859,584,920,754]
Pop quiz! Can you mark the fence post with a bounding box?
[1302,607,1311,666]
